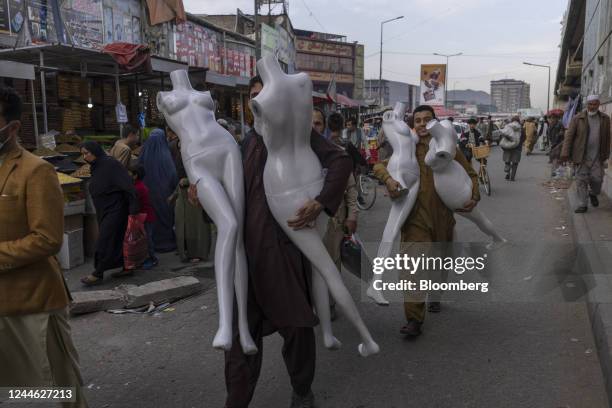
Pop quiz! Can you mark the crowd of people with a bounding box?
[1,72,611,408]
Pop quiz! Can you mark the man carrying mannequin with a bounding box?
[373,105,480,337]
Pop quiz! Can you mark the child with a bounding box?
[130,164,158,269]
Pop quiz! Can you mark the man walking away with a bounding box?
[561,94,611,213]
[524,117,537,155]
[0,86,88,407]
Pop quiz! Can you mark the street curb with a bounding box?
[566,186,612,405]
[70,276,214,315]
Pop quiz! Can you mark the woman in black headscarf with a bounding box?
[79,141,138,286]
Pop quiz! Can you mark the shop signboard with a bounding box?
[307,71,353,84]
[296,38,353,57]
[260,23,278,59]
[175,21,222,71]
[61,0,104,49]
[419,64,446,106]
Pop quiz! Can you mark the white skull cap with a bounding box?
[587,94,600,102]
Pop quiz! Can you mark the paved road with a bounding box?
[69,146,608,408]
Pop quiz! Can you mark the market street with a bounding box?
[67,147,608,408]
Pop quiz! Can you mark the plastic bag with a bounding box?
[123,213,148,270]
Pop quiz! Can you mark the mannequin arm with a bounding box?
[454,149,480,202]
[311,130,352,216]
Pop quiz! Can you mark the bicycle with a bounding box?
[355,165,378,210]
[471,144,491,196]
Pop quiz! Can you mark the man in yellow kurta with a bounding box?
[373,105,480,337]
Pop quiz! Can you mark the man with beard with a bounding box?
[561,94,611,213]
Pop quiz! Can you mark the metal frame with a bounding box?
[0,44,207,140]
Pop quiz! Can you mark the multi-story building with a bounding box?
[364,79,418,111]
[294,29,364,100]
[490,79,531,113]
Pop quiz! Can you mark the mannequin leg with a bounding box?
[197,175,238,352]
[368,183,419,306]
[282,226,378,356]
[457,208,506,243]
[311,268,341,349]
[223,152,258,355]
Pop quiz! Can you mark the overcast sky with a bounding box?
[184,0,566,111]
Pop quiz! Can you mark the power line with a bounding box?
[365,50,557,59]
[299,0,327,32]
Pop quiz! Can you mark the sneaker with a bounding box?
[290,391,316,408]
[590,194,599,207]
[399,319,422,337]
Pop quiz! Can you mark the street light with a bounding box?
[523,62,551,114]
[379,15,404,107]
[433,52,463,109]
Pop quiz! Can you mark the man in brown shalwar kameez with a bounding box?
[223,76,352,408]
[373,105,479,337]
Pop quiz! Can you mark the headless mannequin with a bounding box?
[366,103,420,306]
[250,55,379,357]
[157,71,257,355]
[425,120,506,244]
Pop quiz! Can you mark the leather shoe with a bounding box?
[428,302,441,313]
[400,319,422,337]
[590,194,599,207]
[575,206,587,213]
[290,391,316,408]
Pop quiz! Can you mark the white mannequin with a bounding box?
[425,119,506,243]
[250,55,379,357]
[366,102,420,306]
[157,71,257,355]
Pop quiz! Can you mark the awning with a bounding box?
[0,44,201,78]
[313,91,331,102]
[206,71,237,87]
[432,106,458,117]
[333,93,360,107]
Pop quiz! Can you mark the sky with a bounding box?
[183,0,567,111]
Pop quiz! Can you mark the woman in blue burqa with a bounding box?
[139,128,179,253]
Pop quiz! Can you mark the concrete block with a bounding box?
[124,276,202,308]
[70,290,127,315]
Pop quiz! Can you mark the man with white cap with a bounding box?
[561,94,611,213]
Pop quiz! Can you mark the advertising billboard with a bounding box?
[419,64,446,106]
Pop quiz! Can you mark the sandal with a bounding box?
[80,275,103,286]
[189,258,202,264]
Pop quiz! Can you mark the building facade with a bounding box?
[490,79,531,113]
[556,0,612,199]
[294,29,363,99]
[364,79,418,111]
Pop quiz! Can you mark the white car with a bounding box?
[453,122,468,140]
